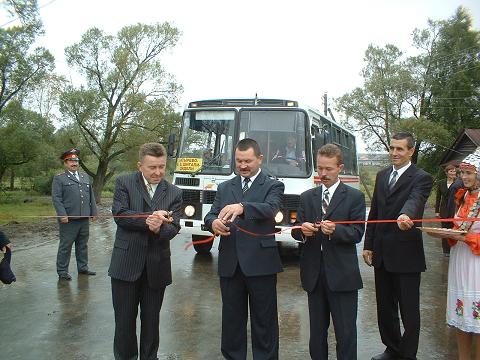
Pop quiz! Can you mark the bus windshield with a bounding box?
[176,110,236,175]
[239,110,310,178]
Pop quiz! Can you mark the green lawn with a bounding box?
[0,196,56,224]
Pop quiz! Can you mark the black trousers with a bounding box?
[374,266,421,360]
[307,258,358,360]
[220,266,279,360]
[111,270,165,360]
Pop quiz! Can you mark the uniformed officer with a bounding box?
[52,149,97,280]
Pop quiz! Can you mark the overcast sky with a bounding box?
[2,0,480,151]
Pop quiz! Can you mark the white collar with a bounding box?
[391,162,411,179]
[141,173,159,192]
[241,169,261,185]
[322,179,340,197]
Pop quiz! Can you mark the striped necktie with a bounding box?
[322,189,330,218]
[389,170,398,190]
[146,183,154,199]
[242,178,250,193]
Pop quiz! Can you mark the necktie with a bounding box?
[242,178,250,193]
[322,189,330,218]
[146,183,154,199]
[73,172,79,181]
[389,170,398,190]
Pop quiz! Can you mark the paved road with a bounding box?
[0,219,457,359]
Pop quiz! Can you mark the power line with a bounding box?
[1,0,59,28]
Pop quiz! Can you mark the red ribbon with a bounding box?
[185,217,480,250]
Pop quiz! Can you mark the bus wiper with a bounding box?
[261,164,277,180]
[190,153,223,177]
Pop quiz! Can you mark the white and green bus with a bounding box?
[170,98,359,253]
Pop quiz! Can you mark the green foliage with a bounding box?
[335,6,480,165]
[58,22,183,203]
[0,100,56,183]
[32,171,54,195]
[0,0,55,116]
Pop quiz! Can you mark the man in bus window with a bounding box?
[271,134,305,167]
[204,138,285,360]
[292,143,365,360]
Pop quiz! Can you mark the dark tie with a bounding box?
[322,189,330,218]
[389,170,398,190]
[242,177,250,193]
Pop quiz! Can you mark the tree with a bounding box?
[0,0,55,117]
[0,100,55,184]
[335,7,480,172]
[59,23,182,202]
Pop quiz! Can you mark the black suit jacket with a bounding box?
[364,165,433,273]
[292,182,365,292]
[108,172,182,289]
[204,171,285,277]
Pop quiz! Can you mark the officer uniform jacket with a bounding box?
[52,170,97,219]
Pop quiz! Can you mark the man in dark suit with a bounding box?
[108,143,182,360]
[292,144,365,360]
[52,148,97,280]
[363,132,433,360]
[204,138,285,360]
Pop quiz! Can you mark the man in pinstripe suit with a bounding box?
[108,143,182,360]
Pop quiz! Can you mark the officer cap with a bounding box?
[61,148,80,161]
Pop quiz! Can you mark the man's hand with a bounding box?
[212,219,230,236]
[300,222,319,237]
[60,216,69,224]
[320,220,336,235]
[1,243,12,254]
[363,250,373,266]
[397,214,414,230]
[152,210,173,224]
[218,204,244,223]
[146,214,163,234]
[90,216,98,222]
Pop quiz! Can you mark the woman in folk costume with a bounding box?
[445,148,480,360]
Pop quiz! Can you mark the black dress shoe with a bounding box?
[58,273,72,281]
[78,270,96,275]
[372,352,397,360]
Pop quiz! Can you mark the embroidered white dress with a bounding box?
[446,194,480,333]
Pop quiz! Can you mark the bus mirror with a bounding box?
[167,133,176,157]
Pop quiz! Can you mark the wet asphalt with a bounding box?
[0,219,457,360]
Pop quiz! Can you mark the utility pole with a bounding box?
[323,92,328,116]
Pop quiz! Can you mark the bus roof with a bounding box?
[188,99,298,108]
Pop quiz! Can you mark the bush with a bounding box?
[32,172,55,195]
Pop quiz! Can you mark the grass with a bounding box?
[0,199,56,224]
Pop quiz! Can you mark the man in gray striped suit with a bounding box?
[108,143,182,360]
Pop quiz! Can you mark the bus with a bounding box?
[171,98,359,253]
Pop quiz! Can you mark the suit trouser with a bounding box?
[220,266,279,360]
[56,219,89,275]
[374,265,421,360]
[307,257,358,360]
[111,270,165,360]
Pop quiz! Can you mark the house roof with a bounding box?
[440,128,480,165]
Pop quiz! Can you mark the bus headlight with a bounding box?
[275,211,284,224]
[184,205,195,217]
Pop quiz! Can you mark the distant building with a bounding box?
[358,153,390,167]
[439,128,480,166]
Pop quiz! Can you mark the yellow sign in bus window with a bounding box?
[176,157,203,172]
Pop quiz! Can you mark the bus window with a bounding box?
[177,110,235,175]
[239,110,310,178]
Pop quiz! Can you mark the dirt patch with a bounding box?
[1,200,113,251]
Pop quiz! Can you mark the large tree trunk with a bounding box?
[92,159,110,204]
